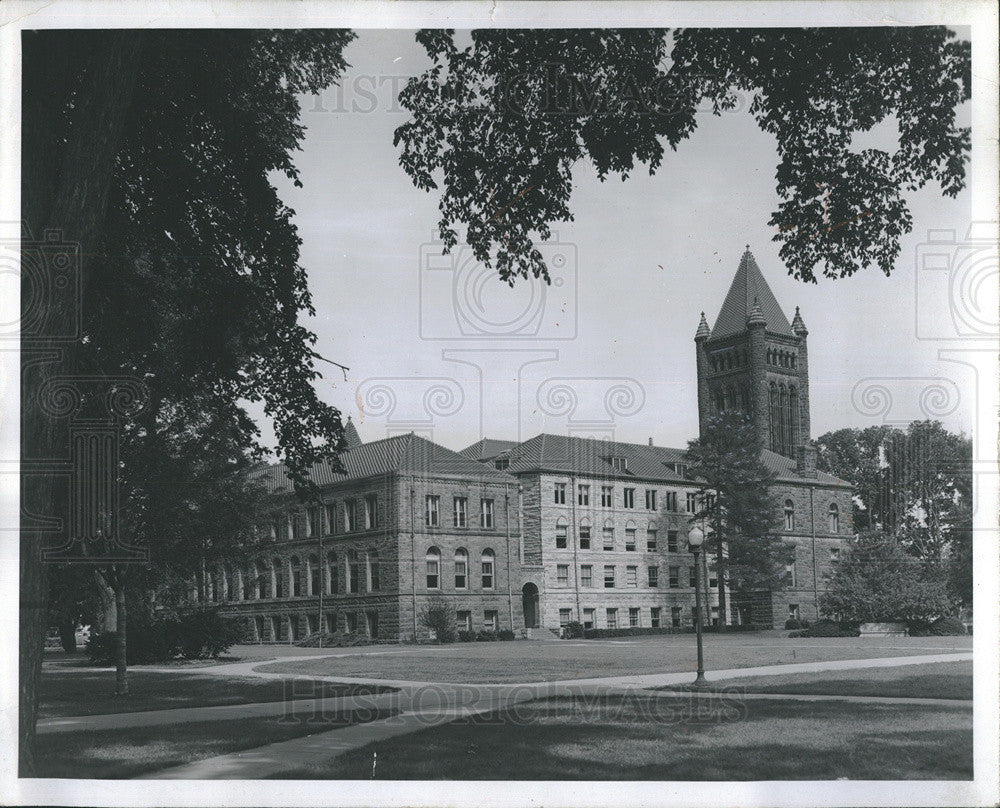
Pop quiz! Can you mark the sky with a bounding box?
[258,28,979,455]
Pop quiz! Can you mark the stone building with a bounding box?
[210,248,851,639]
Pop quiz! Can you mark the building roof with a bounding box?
[760,448,851,488]
[458,437,521,462]
[711,248,793,340]
[343,417,363,450]
[252,432,516,495]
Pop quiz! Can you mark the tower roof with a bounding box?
[711,248,793,340]
[343,416,363,450]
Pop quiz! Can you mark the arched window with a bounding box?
[828,503,840,533]
[327,551,338,594]
[555,516,568,548]
[784,500,795,531]
[426,546,440,589]
[272,557,284,599]
[789,386,799,447]
[257,559,270,599]
[308,553,320,596]
[368,549,380,591]
[222,567,232,601]
[454,548,468,589]
[348,549,362,594]
[481,548,495,590]
[578,517,592,549]
[290,556,303,597]
[769,383,779,451]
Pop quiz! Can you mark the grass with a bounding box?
[272,695,972,780]
[655,661,973,700]
[254,633,972,684]
[39,667,397,718]
[34,706,399,779]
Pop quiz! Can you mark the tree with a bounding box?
[395,28,969,284]
[821,530,955,624]
[21,29,354,773]
[683,410,787,628]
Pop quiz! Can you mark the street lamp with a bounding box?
[687,526,707,688]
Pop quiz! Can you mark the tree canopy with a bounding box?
[395,27,970,283]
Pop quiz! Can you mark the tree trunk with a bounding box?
[94,569,117,632]
[19,31,142,774]
[114,580,129,696]
[715,540,728,631]
[58,621,77,654]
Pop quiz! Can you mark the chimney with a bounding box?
[648,437,653,447]
[795,445,818,479]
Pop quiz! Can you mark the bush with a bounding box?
[295,631,370,648]
[562,620,585,639]
[419,598,455,643]
[784,618,811,630]
[173,609,245,659]
[85,608,243,665]
[475,629,498,641]
[457,630,476,643]
[788,619,859,638]
[497,629,516,641]
[910,616,968,636]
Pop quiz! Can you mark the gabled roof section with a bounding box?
[458,437,520,462]
[252,432,515,495]
[760,449,851,488]
[343,417,363,450]
[711,248,793,340]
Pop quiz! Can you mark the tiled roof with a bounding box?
[343,417,363,450]
[252,432,516,495]
[458,438,520,461]
[760,449,851,487]
[711,249,793,340]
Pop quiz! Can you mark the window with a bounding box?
[645,490,657,510]
[481,549,495,589]
[484,610,499,631]
[709,575,717,588]
[650,607,661,628]
[344,500,358,533]
[555,519,568,549]
[557,564,569,586]
[788,603,800,621]
[364,495,378,529]
[623,487,635,509]
[327,551,338,595]
[629,607,640,627]
[426,547,440,589]
[686,492,698,513]
[559,608,572,628]
[830,546,841,562]
[457,610,472,632]
[603,523,615,551]
[291,556,303,596]
[786,560,796,587]
[578,484,590,506]
[601,485,613,508]
[494,456,510,471]
[625,527,637,551]
[345,612,358,634]
[667,530,678,552]
[664,492,678,512]
[453,497,468,528]
[324,503,337,535]
[583,608,596,629]
[606,608,619,629]
[348,551,362,594]
[646,527,657,552]
[579,524,591,549]
[611,456,629,472]
[307,507,321,537]
[784,499,795,530]
[828,503,840,533]
[626,566,637,587]
[669,565,680,588]
[292,514,304,540]
[481,498,495,528]
[604,565,615,588]
[308,554,320,595]
[648,565,659,587]
[270,559,283,599]
[671,606,682,628]
[554,482,566,504]
[368,550,379,592]
[580,565,593,587]
[454,548,468,589]
[689,566,698,588]
[425,495,440,528]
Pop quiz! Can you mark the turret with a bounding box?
[694,312,712,435]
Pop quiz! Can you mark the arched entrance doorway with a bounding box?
[522,583,540,629]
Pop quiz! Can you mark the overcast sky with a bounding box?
[259,28,977,455]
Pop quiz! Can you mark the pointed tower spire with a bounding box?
[746,295,766,328]
[343,415,363,450]
[695,311,711,341]
[791,305,808,336]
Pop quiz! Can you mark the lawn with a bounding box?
[656,660,973,700]
[34,706,399,779]
[254,633,972,684]
[272,695,972,780]
[39,666,397,718]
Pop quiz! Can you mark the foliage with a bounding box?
[497,629,516,641]
[562,620,585,639]
[85,608,245,665]
[908,616,968,637]
[475,630,499,641]
[457,630,476,643]
[784,618,811,630]
[295,631,370,648]
[684,410,788,610]
[396,27,969,284]
[820,531,955,623]
[419,598,456,643]
[788,619,860,638]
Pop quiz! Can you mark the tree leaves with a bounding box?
[395,27,970,283]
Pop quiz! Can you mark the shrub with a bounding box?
[295,631,370,648]
[418,598,456,643]
[497,629,516,641]
[562,621,585,639]
[927,616,968,636]
[789,619,859,638]
[784,618,802,630]
[475,629,498,641]
[457,630,476,643]
[173,609,245,659]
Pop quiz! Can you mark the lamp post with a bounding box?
[688,526,707,688]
